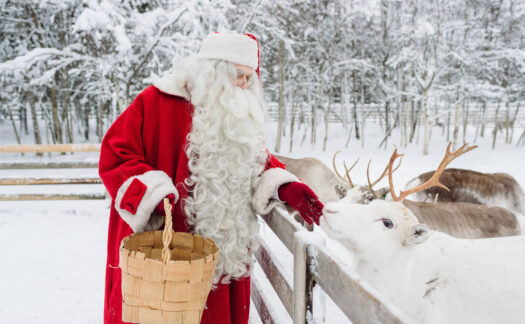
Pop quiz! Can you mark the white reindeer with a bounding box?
[321,145,525,324]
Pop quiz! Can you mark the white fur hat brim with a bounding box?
[196,33,258,70]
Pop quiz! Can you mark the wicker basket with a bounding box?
[119,198,219,324]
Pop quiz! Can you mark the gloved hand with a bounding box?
[153,193,177,216]
[277,182,324,226]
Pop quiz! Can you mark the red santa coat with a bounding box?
[99,74,298,324]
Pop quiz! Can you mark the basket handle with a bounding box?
[161,197,173,265]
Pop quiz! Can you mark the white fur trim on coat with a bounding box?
[253,168,298,215]
[115,170,179,233]
[152,73,190,99]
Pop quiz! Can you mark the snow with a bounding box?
[0,183,105,195]
[251,262,292,323]
[0,48,64,71]
[73,8,112,32]
[0,200,109,323]
[0,122,524,323]
[113,25,132,54]
[73,5,132,54]
[0,168,99,179]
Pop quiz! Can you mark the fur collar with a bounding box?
[152,72,190,100]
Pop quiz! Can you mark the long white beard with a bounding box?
[183,63,267,284]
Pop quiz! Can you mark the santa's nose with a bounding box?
[237,78,248,89]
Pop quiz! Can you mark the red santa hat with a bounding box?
[196,32,260,74]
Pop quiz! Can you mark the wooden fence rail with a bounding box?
[0,178,102,185]
[255,207,412,323]
[0,144,103,200]
[0,193,106,201]
[0,144,101,153]
[0,161,99,169]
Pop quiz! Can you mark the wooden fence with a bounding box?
[254,207,411,323]
[1,144,412,323]
[0,144,101,153]
[265,101,525,126]
[0,144,104,200]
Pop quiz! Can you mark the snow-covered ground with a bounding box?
[0,122,523,323]
[0,200,109,323]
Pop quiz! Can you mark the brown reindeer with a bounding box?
[402,200,521,238]
[275,149,524,238]
[404,168,525,214]
[337,143,524,239]
[273,154,354,203]
[274,152,401,204]
[273,153,372,230]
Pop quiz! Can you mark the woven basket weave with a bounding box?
[119,198,219,324]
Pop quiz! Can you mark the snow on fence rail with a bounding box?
[0,144,100,169]
[0,144,104,200]
[0,193,106,201]
[257,207,411,323]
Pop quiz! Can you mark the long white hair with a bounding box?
[177,57,267,284]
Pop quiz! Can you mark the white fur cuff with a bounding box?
[115,170,179,233]
[152,73,190,99]
[253,168,298,215]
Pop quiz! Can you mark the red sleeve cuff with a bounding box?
[119,178,147,215]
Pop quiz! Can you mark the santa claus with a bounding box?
[99,32,323,324]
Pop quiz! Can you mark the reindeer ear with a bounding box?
[375,187,390,200]
[403,224,429,246]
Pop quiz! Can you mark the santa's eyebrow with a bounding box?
[236,69,252,78]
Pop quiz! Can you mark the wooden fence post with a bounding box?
[293,230,326,323]
[293,232,308,324]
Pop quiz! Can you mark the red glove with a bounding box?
[278,182,324,226]
[153,193,177,216]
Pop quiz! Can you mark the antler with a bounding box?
[388,142,478,202]
[366,157,402,192]
[332,151,359,188]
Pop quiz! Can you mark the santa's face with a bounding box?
[233,64,254,89]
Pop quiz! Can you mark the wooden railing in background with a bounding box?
[0,144,104,200]
[0,144,101,153]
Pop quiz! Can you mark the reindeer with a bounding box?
[274,152,401,205]
[273,154,352,204]
[275,150,524,238]
[321,145,525,324]
[405,168,525,214]
[333,145,524,239]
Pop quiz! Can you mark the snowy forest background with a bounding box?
[1,0,524,154]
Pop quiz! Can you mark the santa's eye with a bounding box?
[382,218,393,228]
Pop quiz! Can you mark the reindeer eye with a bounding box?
[366,194,374,201]
[382,218,393,228]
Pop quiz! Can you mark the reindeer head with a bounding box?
[321,199,430,262]
[339,185,376,204]
[321,142,478,262]
[332,151,397,203]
